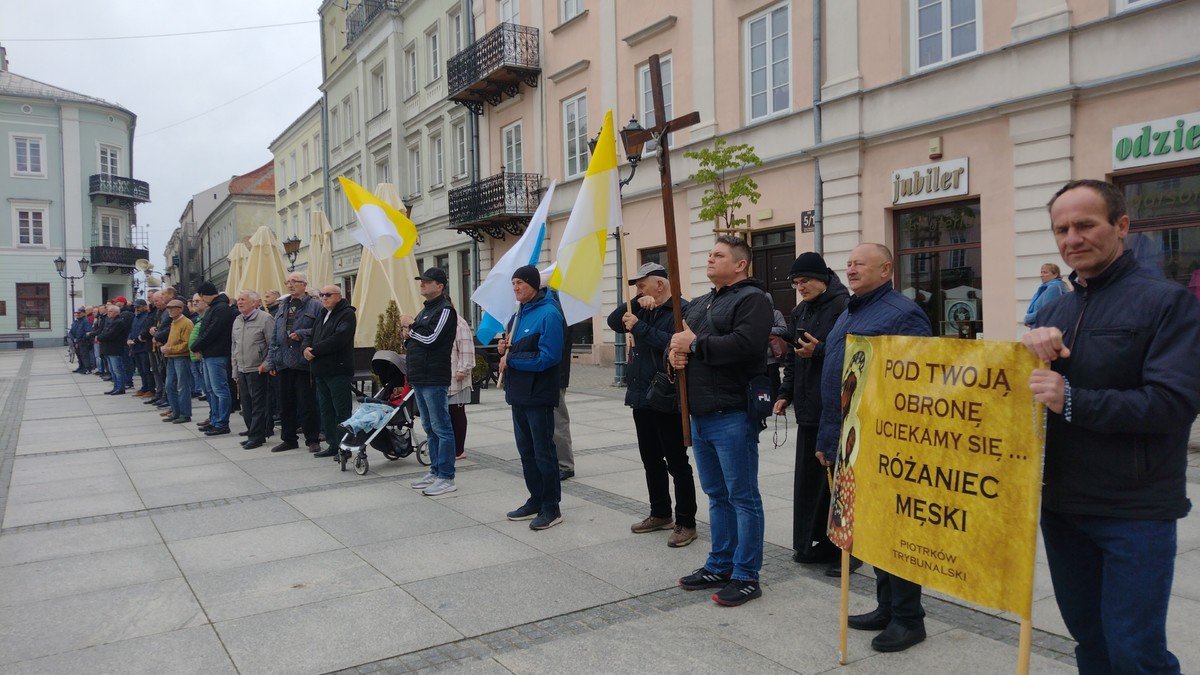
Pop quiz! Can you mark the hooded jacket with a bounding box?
[504,289,564,408]
[307,299,357,377]
[405,294,457,386]
[191,294,236,358]
[266,293,321,371]
[607,295,690,410]
[1036,251,1200,520]
[778,275,850,425]
[681,277,774,416]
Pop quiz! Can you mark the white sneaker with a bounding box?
[410,472,436,490]
[422,478,457,496]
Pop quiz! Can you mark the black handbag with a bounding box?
[645,365,679,414]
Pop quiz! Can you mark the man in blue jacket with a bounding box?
[816,242,932,653]
[498,265,565,531]
[266,273,323,453]
[1024,179,1200,674]
[127,299,154,396]
[69,308,92,373]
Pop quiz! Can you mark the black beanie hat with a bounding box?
[511,265,541,290]
[197,281,219,296]
[788,252,832,283]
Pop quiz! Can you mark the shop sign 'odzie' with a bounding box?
[1112,111,1200,171]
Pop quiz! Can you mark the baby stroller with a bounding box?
[336,350,429,475]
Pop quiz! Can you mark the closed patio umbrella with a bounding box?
[224,241,250,299]
[308,210,335,290]
[240,226,289,303]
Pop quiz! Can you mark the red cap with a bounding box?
[112,295,129,304]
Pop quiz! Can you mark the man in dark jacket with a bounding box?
[88,306,108,379]
[147,289,176,407]
[69,308,93,373]
[305,285,356,458]
[668,235,772,607]
[773,252,849,574]
[97,304,132,395]
[128,299,154,395]
[607,262,697,548]
[113,296,136,390]
[816,243,932,653]
[498,265,565,531]
[1024,179,1200,673]
[404,268,459,496]
[192,282,237,436]
[266,273,323,453]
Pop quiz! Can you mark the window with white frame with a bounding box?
[450,10,464,53]
[289,152,297,185]
[500,0,520,24]
[639,56,672,152]
[912,0,980,70]
[312,134,322,170]
[431,134,445,186]
[331,185,343,227]
[100,214,121,247]
[452,122,468,178]
[561,0,583,22]
[99,144,120,176]
[405,47,418,97]
[372,66,388,114]
[330,108,341,146]
[15,206,46,246]
[409,144,422,196]
[12,134,45,177]
[302,142,311,174]
[746,2,790,122]
[503,121,523,174]
[304,207,312,241]
[1118,0,1170,9]
[291,214,300,238]
[563,93,588,178]
[342,99,353,141]
[427,26,441,82]
[376,156,390,184]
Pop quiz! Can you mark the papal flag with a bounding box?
[338,176,418,260]
[549,109,622,325]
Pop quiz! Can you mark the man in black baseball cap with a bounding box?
[403,267,459,496]
[414,268,449,286]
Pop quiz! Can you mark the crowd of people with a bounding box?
[65,178,1199,667]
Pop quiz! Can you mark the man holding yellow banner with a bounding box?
[816,243,932,653]
[1025,179,1200,674]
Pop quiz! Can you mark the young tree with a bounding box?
[374,300,405,353]
[685,138,763,232]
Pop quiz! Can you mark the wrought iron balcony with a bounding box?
[88,174,150,203]
[447,23,540,115]
[90,245,150,272]
[346,0,397,46]
[448,171,542,240]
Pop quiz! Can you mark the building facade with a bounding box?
[165,179,231,297]
[196,163,274,291]
[446,0,1200,362]
[269,100,325,275]
[0,46,150,345]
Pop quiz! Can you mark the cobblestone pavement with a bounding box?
[1,348,1197,674]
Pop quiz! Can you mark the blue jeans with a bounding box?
[511,405,560,515]
[122,354,135,388]
[414,385,456,480]
[106,354,127,391]
[1041,509,1180,674]
[190,359,204,396]
[201,356,232,428]
[691,410,764,581]
[165,357,193,418]
[94,343,105,373]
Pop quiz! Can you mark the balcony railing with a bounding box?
[447,23,540,115]
[88,174,150,203]
[448,171,542,240]
[346,0,397,46]
[90,245,150,271]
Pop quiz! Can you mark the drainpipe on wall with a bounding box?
[319,6,333,287]
[466,0,482,326]
[56,100,72,326]
[812,0,823,256]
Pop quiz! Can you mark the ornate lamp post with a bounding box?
[283,235,302,272]
[589,116,647,386]
[53,255,89,318]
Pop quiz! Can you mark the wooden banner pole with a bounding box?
[839,551,850,665]
[1017,618,1032,674]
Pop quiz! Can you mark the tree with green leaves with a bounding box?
[374,300,405,354]
[685,138,763,232]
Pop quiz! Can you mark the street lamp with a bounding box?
[53,255,89,319]
[283,235,302,272]
[589,115,648,386]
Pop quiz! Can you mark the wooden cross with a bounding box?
[624,53,701,445]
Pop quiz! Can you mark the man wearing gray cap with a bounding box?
[607,262,697,548]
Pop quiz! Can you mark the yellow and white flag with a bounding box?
[549,109,622,324]
[338,176,418,260]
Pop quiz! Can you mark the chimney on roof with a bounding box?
[1,45,8,73]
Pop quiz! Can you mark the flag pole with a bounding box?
[616,227,635,352]
[497,300,520,388]
[839,549,850,666]
[1017,619,1032,675]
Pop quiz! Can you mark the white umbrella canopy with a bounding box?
[308,210,335,290]
[351,183,424,348]
[224,242,251,298]
[239,226,289,303]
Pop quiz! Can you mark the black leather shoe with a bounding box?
[204,426,231,436]
[312,448,338,458]
[242,439,265,449]
[306,441,322,453]
[238,431,249,437]
[847,607,892,631]
[271,442,298,453]
[870,622,926,652]
[824,556,863,577]
[559,469,574,481]
[793,549,838,564]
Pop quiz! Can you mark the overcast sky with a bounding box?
[1,1,324,270]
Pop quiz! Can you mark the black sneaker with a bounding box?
[506,503,539,521]
[529,512,562,530]
[712,579,762,607]
[678,567,732,590]
[204,426,230,436]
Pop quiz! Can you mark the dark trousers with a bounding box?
[314,374,352,451]
[133,351,153,392]
[632,407,697,528]
[268,372,282,421]
[237,371,271,442]
[511,405,560,515]
[152,349,167,399]
[450,403,467,455]
[1041,509,1179,674]
[278,368,319,445]
[794,424,837,557]
[75,342,93,371]
[874,568,925,629]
